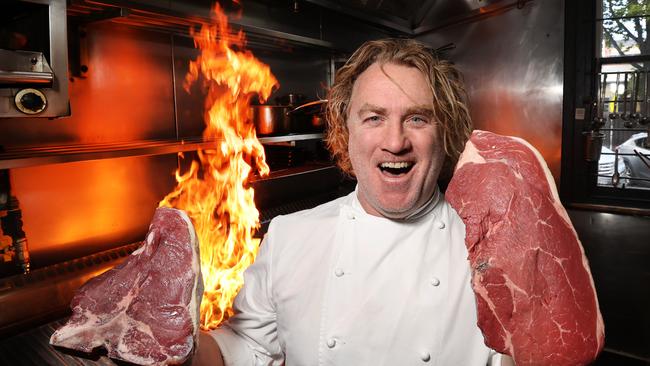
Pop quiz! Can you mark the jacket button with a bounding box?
[327,338,336,348]
[430,277,440,286]
[436,221,445,229]
[420,351,431,362]
[335,268,344,277]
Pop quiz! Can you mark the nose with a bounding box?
[381,120,411,154]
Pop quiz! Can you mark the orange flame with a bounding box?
[159,4,277,330]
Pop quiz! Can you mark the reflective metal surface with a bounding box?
[0,50,53,86]
[0,0,69,118]
[415,0,516,35]
[0,134,323,169]
[0,22,176,147]
[567,208,650,361]
[303,0,513,35]
[9,155,177,263]
[0,242,139,338]
[0,0,383,272]
[67,0,337,50]
[418,0,565,183]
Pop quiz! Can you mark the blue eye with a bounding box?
[365,115,382,123]
[408,115,428,125]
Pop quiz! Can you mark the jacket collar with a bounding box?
[348,185,442,222]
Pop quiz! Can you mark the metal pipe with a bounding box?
[171,34,179,141]
[643,70,650,119]
[633,149,650,170]
[0,71,53,86]
[610,73,620,120]
[622,72,629,120]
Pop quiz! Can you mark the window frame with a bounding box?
[561,0,650,213]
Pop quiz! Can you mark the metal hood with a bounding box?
[302,0,516,35]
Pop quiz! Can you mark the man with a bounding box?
[193,38,514,365]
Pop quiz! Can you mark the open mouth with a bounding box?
[378,161,414,176]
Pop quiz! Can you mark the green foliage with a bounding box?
[602,0,649,55]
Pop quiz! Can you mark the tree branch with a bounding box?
[613,17,642,44]
[632,15,644,44]
[605,29,628,56]
[644,17,650,54]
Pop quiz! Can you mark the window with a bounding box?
[595,1,650,190]
[599,0,650,58]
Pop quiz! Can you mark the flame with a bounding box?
[159,4,277,330]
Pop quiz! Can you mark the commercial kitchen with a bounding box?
[0,0,648,365]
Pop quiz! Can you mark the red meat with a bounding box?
[50,207,203,366]
[446,130,604,366]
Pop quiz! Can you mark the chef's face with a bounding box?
[347,62,444,219]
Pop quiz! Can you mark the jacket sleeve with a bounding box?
[487,351,511,366]
[209,232,284,366]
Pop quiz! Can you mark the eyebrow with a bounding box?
[356,103,435,119]
[356,103,387,119]
[404,106,435,118]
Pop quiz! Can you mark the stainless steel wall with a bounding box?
[417,0,565,183]
[0,22,177,146]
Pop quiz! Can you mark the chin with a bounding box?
[374,198,418,218]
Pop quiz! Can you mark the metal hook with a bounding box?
[612,148,620,186]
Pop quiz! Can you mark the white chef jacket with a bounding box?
[211,188,502,366]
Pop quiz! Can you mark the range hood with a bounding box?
[302,0,516,35]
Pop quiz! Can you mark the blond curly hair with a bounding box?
[325,38,472,180]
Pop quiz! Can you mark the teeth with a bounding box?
[380,162,412,169]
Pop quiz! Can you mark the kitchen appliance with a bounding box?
[252,100,327,136]
[287,99,327,133]
[0,0,69,118]
[252,104,292,135]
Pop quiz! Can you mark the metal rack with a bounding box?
[594,68,650,189]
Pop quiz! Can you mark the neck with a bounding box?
[400,186,440,221]
[355,186,441,221]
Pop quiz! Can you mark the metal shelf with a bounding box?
[258,133,324,144]
[0,133,324,169]
[252,161,334,182]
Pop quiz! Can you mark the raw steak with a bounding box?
[50,207,203,366]
[446,130,604,366]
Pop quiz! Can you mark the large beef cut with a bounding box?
[50,207,203,366]
[446,130,604,366]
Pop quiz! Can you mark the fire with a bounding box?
[159,4,277,329]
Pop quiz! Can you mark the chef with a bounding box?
[193,38,514,366]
